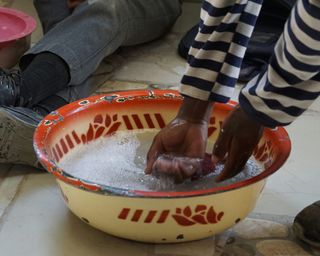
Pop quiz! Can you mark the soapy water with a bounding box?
[58,130,263,192]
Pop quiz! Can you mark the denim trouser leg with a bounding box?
[21,0,181,103]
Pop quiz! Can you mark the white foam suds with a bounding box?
[58,130,263,192]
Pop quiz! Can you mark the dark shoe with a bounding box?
[178,24,199,59]
[292,201,320,248]
[0,69,22,106]
[0,106,43,168]
[177,23,199,60]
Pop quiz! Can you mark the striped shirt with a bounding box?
[180,0,320,128]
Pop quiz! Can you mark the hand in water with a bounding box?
[212,105,264,181]
[145,118,208,183]
[151,154,205,183]
[145,97,213,183]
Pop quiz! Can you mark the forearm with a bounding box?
[239,0,320,127]
[180,0,263,102]
[176,96,213,124]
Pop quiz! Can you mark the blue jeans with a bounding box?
[21,0,181,102]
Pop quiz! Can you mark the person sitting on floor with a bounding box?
[0,0,182,167]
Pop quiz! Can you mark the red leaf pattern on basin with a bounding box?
[172,205,224,226]
[253,140,274,166]
[207,116,223,138]
[81,114,122,143]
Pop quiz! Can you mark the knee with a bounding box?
[84,0,124,33]
[87,0,123,15]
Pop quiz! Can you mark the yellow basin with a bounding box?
[33,90,291,243]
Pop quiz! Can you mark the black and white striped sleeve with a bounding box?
[180,0,320,128]
[180,0,263,102]
[239,0,320,127]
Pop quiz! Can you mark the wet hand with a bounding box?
[145,118,208,182]
[152,154,204,183]
[145,97,213,183]
[212,105,264,182]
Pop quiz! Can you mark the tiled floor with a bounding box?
[1,1,320,255]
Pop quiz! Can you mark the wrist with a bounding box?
[236,105,264,129]
[176,96,213,124]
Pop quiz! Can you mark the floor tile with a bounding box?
[96,80,150,94]
[0,165,28,219]
[254,112,320,216]
[154,237,216,256]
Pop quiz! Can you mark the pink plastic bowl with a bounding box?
[0,7,36,68]
[0,7,36,47]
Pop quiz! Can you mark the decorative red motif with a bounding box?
[157,210,170,223]
[51,113,122,162]
[144,210,157,223]
[52,147,59,162]
[132,114,143,129]
[55,144,63,158]
[65,134,75,149]
[118,208,130,219]
[122,115,134,130]
[94,114,103,124]
[207,116,222,138]
[253,140,274,166]
[172,205,224,226]
[144,114,155,128]
[154,113,166,128]
[122,113,167,130]
[60,138,68,154]
[117,208,170,223]
[80,113,122,143]
[131,209,143,222]
[117,205,224,226]
[72,130,81,144]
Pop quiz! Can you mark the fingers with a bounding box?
[215,155,248,182]
[215,138,252,182]
[212,128,230,164]
[152,155,182,181]
[145,135,163,174]
[178,158,202,181]
[152,155,202,183]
